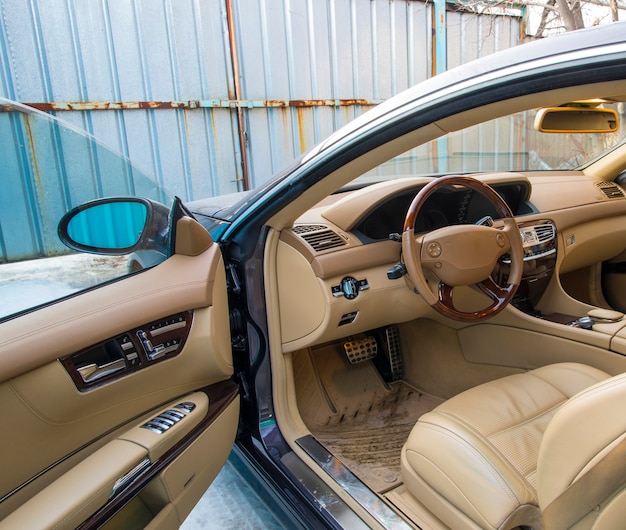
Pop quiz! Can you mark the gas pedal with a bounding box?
[384,326,404,381]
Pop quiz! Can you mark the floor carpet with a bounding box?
[293,340,443,493]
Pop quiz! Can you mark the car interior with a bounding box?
[2,73,626,530]
[263,80,626,529]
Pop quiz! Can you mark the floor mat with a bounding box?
[293,341,444,493]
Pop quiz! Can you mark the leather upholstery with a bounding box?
[401,363,611,530]
[538,371,626,529]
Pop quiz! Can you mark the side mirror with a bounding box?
[58,197,170,256]
[534,107,618,133]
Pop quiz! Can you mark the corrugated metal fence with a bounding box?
[0,0,522,262]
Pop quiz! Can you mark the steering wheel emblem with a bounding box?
[427,242,442,258]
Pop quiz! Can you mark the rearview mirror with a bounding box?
[534,107,618,133]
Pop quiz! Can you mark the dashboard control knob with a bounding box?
[331,277,369,299]
[341,277,358,299]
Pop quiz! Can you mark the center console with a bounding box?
[495,219,557,314]
[500,220,626,344]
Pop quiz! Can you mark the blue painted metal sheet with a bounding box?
[233,0,434,182]
[0,0,521,262]
[0,106,170,261]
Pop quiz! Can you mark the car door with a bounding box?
[0,102,238,529]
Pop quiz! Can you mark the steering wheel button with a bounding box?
[427,242,442,258]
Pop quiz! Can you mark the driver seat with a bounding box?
[401,363,626,529]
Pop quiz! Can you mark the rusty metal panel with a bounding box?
[233,0,434,182]
[0,105,172,261]
[0,0,242,201]
[445,11,523,173]
[0,0,521,262]
[447,11,522,68]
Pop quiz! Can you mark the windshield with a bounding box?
[355,103,626,184]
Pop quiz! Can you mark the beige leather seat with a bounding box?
[401,362,626,530]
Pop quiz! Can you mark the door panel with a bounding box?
[0,241,237,528]
[0,245,228,382]
[2,440,150,529]
[1,388,239,530]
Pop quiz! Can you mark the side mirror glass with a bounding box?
[58,198,152,253]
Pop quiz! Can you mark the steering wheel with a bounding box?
[402,176,524,322]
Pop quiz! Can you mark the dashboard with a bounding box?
[276,172,626,351]
[352,181,534,242]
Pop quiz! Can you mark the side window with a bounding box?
[0,100,172,321]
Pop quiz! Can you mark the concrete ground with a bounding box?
[181,451,285,529]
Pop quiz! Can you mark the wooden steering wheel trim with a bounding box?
[403,176,523,322]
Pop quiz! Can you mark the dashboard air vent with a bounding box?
[534,224,555,243]
[597,181,625,199]
[292,224,328,235]
[293,225,347,252]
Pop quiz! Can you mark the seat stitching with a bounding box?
[439,370,579,439]
[418,417,528,507]
[434,395,565,501]
[561,374,626,410]
[529,366,608,398]
[490,400,565,438]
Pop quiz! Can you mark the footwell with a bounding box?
[293,340,443,493]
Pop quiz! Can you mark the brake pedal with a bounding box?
[343,336,378,364]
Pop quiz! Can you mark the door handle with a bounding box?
[77,358,127,383]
